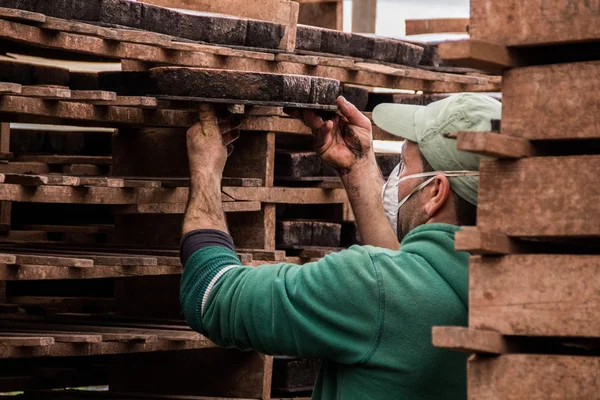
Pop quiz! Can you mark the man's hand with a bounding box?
[285,96,374,176]
[187,104,241,176]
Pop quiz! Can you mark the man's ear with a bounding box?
[422,175,452,217]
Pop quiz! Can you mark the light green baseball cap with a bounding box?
[372,93,502,205]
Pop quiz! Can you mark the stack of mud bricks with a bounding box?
[432,1,600,399]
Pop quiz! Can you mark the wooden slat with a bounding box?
[437,40,518,71]
[113,201,262,214]
[91,96,159,108]
[70,90,117,102]
[478,156,600,238]
[15,155,112,165]
[454,131,534,158]
[470,0,600,46]
[405,18,469,35]
[470,254,600,337]
[20,85,71,100]
[0,82,22,94]
[0,162,49,175]
[0,332,102,343]
[502,61,600,140]
[468,354,600,400]
[0,7,45,22]
[11,254,93,268]
[432,327,513,354]
[17,224,113,234]
[0,336,54,347]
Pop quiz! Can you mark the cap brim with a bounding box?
[372,103,421,142]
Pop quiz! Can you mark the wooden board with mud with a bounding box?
[0,0,285,49]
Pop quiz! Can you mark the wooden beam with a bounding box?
[470,254,600,337]
[432,327,513,355]
[352,0,376,33]
[468,354,600,399]
[470,0,600,46]
[455,227,520,255]
[0,336,54,347]
[437,40,518,71]
[478,156,600,238]
[405,18,469,35]
[454,131,535,158]
[502,61,600,140]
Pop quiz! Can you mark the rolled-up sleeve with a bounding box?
[180,245,383,365]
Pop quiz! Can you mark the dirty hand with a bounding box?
[187,104,241,175]
[285,96,374,175]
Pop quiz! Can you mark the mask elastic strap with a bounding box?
[396,176,436,211]
[395,171,480,212]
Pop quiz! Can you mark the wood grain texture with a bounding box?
[405,18,469,35]
[502,61,600,140]
[455,131,534,158]
[432,327,513,354]
[470,0,600,46]
[468,354,600,400]
[470,254,600,337]
[478,156,600,237]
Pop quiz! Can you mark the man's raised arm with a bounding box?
[286,97,400,250]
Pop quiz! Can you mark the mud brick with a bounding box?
[140,3,184,36]
[275,151,322,178]
[372,38,400,63]
[272,357,320,392]
[150,68,317,103]
[309,77,340,104]
[395,42,424,66]
[295,25,322,52]
[203,15,247,46]
[36,0,102,21]
[340,85,369,111]
[276,220,313,247]
[178,13,210,42]
[245,20,284,49]
[376,153,401,176]
[348,34,376,59]
[0,0,37,11]
[311,221,341,247]
[100,0,143,29]
[418,45,442,67]
[320,29,353,56]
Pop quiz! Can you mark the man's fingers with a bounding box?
[199,103,220,137]
[302,110,325,131]
[337,96,371,129]
[313,119,335,155]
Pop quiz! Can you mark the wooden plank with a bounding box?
[91,96,158,108]
[432,327,513,354]
[405,18,469,35]
[20,85,71,100]
[16,224,113,234]
[470,254,600,337]
[502,61,600,140]
[15,155,112,165]
[61,164,104,176]
[437,40,518,71]
[478,156,600,238]
[0,6,45,22]
[0,162,49,175]
[70,90,117,102]
[168,41,276,61]
[223,186,348,204]
[468,354,600,400]
[11,254,93,268]
[454,131,534,158]
[0,336,54,347]
[352,0,376,33]
[0,82,22,94]
[0,332,102,343]
[276,220,341,247]
[0,264,182,281]
[113,201,262,214]
[470,0,600,46]
[0,173,48,186]
[455,228,522,255]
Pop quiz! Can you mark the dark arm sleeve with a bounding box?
[180,229,236,266]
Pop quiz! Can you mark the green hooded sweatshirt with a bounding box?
[180,223,469,400]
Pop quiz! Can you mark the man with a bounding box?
[179,93,501,400]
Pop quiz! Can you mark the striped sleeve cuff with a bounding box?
[180,246,242,334]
